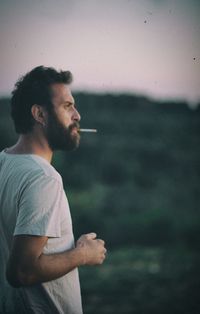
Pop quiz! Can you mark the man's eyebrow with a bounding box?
[63,100,75,105]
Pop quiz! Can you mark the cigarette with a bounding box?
[79,128,97,133]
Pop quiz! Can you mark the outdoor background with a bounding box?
[0,0,200,313]
[0,94,200,314]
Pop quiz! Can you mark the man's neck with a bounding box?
[6,133,53,163]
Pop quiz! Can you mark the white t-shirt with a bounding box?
[0,150,83,314]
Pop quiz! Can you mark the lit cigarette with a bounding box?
[79,128,97,133]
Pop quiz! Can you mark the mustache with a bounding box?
[68,122,80,131]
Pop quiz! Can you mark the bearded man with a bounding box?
[0,66,106,314]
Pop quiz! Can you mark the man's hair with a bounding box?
[11,66,73,134]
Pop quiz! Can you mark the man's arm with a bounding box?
[6,232,106,287]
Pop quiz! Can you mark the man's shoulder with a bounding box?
[30,155,61,183]
[0,151,62,184]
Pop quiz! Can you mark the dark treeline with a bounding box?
[61,94,200,249]
[0,94,200,313]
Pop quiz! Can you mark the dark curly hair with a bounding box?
[11,66,73,134]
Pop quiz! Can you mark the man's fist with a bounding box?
[76,233,107,265]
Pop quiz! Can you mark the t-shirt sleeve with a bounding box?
[14,172,62,237]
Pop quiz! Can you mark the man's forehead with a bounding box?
[51,83,74,103]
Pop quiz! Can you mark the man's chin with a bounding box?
[64,136,80,151]
[48,137,80,152]
[71,131,80,145]
[46,127,80,152]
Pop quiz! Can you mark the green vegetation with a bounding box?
[0,94,199,313]
[80,247,200,314]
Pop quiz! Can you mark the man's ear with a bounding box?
[31,105,46,126]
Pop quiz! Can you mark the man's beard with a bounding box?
[45,109,80,152]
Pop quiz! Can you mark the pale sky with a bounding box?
[0,0,200,104]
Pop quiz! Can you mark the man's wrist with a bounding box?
[74,246,86,266]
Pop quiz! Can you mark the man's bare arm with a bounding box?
[6,233,106,287]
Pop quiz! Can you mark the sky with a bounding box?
[0,0,200,105]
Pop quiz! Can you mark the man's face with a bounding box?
[45,83,81,151]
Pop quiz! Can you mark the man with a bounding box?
[0,66,106,314]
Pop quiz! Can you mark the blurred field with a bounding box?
[80,247,200,314]
[0,94,200,313]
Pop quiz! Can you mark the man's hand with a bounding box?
[6,232,107,287]
[76,233,107,265]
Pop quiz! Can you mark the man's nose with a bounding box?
[73,107,81,122]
